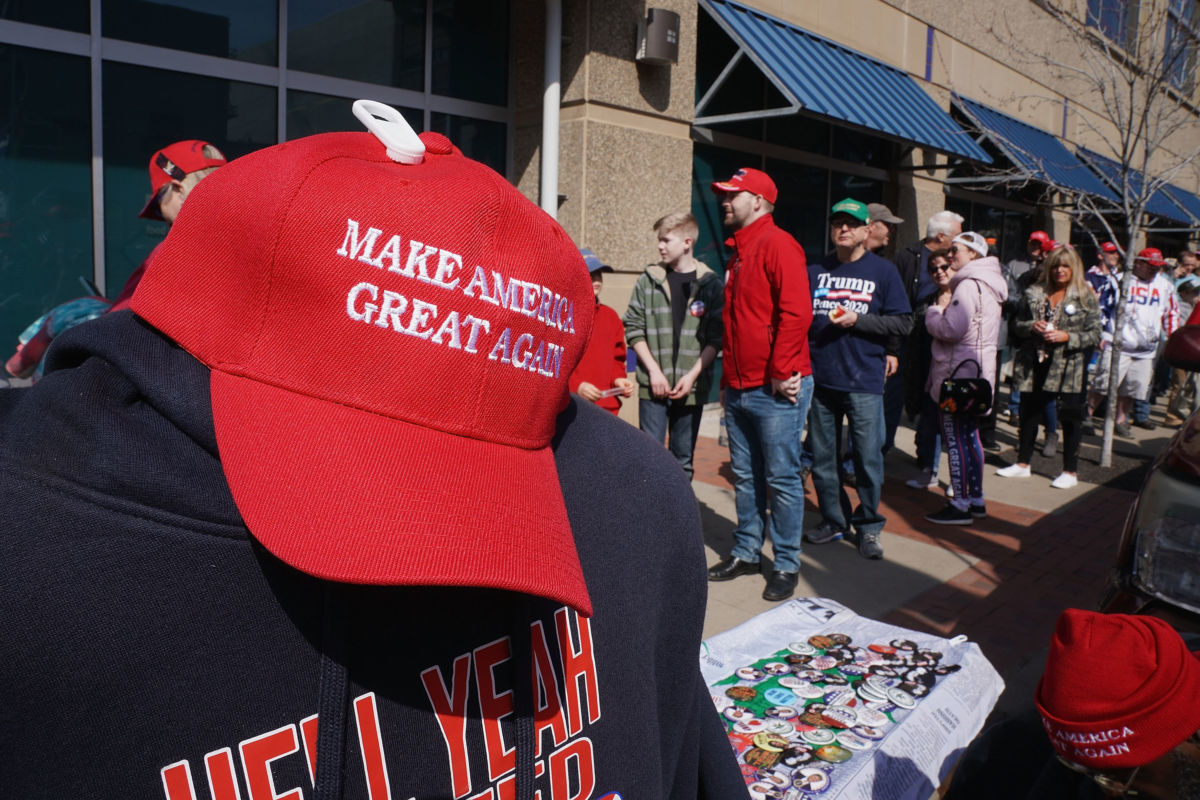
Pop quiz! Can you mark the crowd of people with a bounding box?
[2,117,1197,798]
[567,165,1199,591]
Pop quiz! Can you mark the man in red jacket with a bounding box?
[705,167,813,602]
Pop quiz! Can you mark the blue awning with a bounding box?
[955,97,1118,201]
[1163,183,1200,225]
[697,0,991,163]
[1077,148,1192,224]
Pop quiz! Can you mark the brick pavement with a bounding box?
[692,435,1134,682]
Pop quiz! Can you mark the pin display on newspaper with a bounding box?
[700,598,1003,800]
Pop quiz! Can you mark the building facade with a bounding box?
[3,0,1199,352]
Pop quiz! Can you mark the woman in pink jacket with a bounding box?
[923,232,1008,525]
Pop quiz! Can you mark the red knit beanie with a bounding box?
[1035,609,1200,769]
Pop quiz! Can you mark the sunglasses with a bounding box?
[1055,755,1141,796]
[929,263,950,274]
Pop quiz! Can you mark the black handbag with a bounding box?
[938,358,993,417]
[937,279,993,417]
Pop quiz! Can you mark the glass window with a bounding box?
[432,0,509,105]
[288,90,420,139]
[101,63,276,296]
[1087,0,1139,50]
[772,159,833,262]
[1166,0,1199,91]
[694,10,771,140]
[1,1,88,32]
[103,0,277,65]
[430,112,506,175]
[289,0,425,90]
[690,143,750,273]
[831,129,894,170]
[0,46,93,348]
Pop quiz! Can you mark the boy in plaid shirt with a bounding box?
[623,212,724,478]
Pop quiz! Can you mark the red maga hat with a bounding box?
[1035,609,1200,769]
[1101,241,1119,253]
[131,106,595,615]
[138,139,227,220]
[711,167,778,204]
[1138,247,1166,266]
[1028,230,1051,244]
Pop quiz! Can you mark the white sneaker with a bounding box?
[906,470,937,490]
[946,483,955,499]
[996,463,1032,478]
[1050,472,1078,489]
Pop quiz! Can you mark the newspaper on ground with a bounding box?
[701,597,1004,800]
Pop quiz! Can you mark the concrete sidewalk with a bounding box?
[692,402,1168,722]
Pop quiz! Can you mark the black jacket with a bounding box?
[894,239,929,309]
[0,312,743,799]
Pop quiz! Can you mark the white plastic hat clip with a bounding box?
[353,99,425,165]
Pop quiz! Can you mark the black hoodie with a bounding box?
[0,312,743,799]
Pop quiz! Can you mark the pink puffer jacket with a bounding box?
[924,255,1008,402]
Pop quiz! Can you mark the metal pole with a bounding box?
[540,0,561,218]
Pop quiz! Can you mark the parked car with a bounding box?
[1099,324,1200,639]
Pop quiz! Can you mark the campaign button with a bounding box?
[837,731,872,751]
[763,705,801,724]
[764,719,796,736]
[737,667,767,681]
[815,744,853,763]
[852,724,887,740]
[754,731,790,752]
[763,687,798,706]
[734,718,767,734]
[868,643,896,655]
[794,768,830,793]
[855,707,890,728]
[887,687,916,709]
[788,641,816,655]
[726,685,758,701]
[810,655,839,671]
[723,706,754,722]
[763,661,791,676]
[801,728,836,746]
[808,635,835,650]
[821,705,858,729]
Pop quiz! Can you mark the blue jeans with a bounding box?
[639,398,703,479]
[725,378,814,573]
[915,394,942,471]
[1133,397,1151,423]
[809,387,886,535]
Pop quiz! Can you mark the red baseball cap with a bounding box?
[139,139,227,220]
[711,167,778,204]
[1028,230,1051,245]
[1138,247,1166,266]
[1036,609,1200,769]
[131,113,596,614]
[1101,241,1119,253]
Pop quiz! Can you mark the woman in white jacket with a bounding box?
[923,232,1008,525]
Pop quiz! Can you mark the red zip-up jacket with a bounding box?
[721,214,812,389]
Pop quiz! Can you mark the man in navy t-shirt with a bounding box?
[803,199,912,560]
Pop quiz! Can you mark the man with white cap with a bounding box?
[0,104,742,798]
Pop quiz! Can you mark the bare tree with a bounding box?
[973,1,1200,466]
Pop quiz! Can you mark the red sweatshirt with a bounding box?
[721,214,812,389]
[569,302,628,414]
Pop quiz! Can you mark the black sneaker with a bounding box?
[839,469,857,488]
[804,523,847,544]
[982,440,1002,453]
[970,503,987,518]
[858,531,884,560]
[925,504,973,525]
[1134,419,1157,431]
[1115,422,1134,438]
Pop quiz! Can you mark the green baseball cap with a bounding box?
[830,198,870,224]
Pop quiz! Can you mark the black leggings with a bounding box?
[1018,390,1084,472]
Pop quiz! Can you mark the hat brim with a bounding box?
[711,180,740,194]
[138,185,168,221]
[210,371,592,616]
